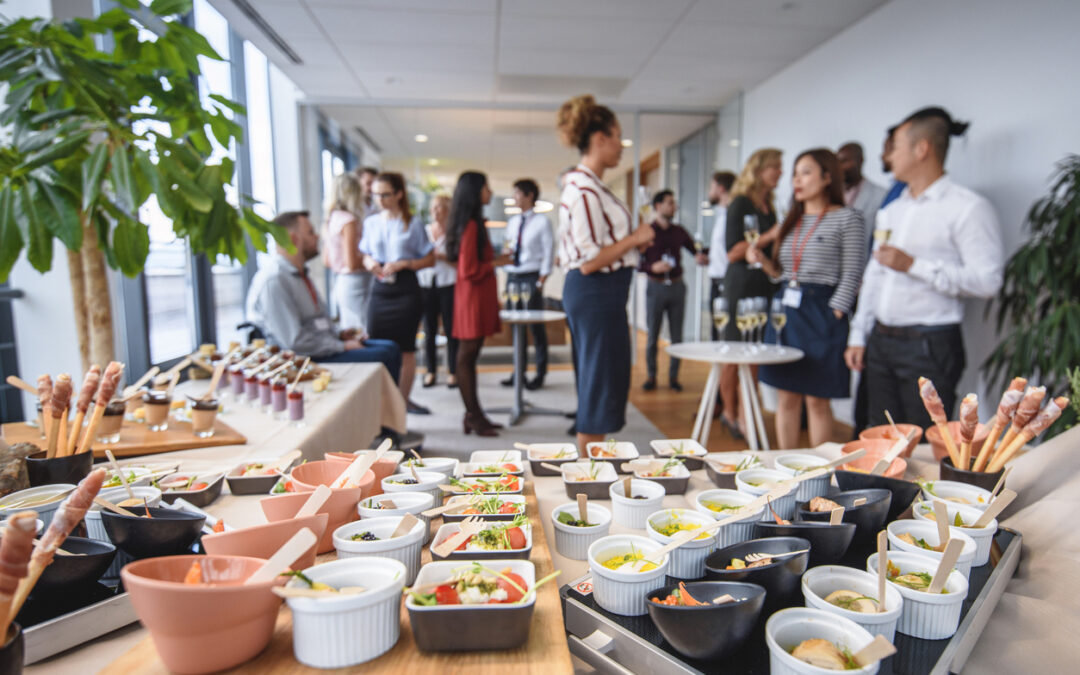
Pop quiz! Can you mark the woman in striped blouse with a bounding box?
[748,148,866,448]
[556,95,655,454]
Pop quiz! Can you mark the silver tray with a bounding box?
[23,590,137,664]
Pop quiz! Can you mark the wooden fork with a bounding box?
[744,548,809,563]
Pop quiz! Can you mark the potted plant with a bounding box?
[984,154,1080,438]
[0,0,286,368]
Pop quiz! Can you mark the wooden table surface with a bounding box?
[104,481,574,674]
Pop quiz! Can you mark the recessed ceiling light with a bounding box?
[414,134,428,143]
[621,139,633,147]
[534,200,554,213]
[427,158,439,166]
[729,139,741,147]
[503,197,516,206]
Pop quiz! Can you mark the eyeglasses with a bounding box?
[373,192,396,199]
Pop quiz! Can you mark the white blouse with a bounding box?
[416,223,457,288]
[557,165,637,272]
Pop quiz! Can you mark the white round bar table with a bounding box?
[487,309,569,425]
[665,341,804,451]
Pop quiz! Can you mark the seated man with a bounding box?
[245,210,402,381]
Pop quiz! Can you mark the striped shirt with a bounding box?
[773,206,866,313]
[558,164,637,272]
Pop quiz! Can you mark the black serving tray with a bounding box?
[561,527,1021,675]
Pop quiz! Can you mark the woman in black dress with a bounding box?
[719,148,782,437]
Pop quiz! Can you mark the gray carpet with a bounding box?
[405,368,665,461]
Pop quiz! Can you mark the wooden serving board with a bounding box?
[105,482,574,674]
[0,417,246,459]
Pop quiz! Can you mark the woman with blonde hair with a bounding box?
[324,172,372,329]
[718,148,782,439]
[418,193,459,388]
[556,94,655,454]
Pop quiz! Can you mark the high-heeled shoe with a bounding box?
[463,413,499,437]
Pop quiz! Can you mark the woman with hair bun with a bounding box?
[323,172,372,330]
[360,171,435,414]
[556,95,655,454]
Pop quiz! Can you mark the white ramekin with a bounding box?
[402,456,458,479]
[735,469,796,520]
[912,500,997,566]
[333,515,427,584]
[867,551,968,640]
[766,607,879,675]
[608,479,665,530]
[919,479,991,511]
[286,557,407,668]
[357,491,435,544]
[381,471,446,506]
[551,502,611,561]
[0,484,76,529]
[887,520,977,578]
[801,565,904,643]
[773,453,832,501]
[587,534,670,616]
[645,509,716,579]
[694,488,769,547]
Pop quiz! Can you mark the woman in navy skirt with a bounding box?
[748,149,865,449]
[556,95,656,454]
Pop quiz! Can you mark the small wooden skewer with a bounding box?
[287,358,310,395]
[884,409,901,438]
[106,449,137,503]
[31,538,78,557]
[165,370,180,400]
[852,635,897,668]
[990,467,1011,498]
[154,358,191,388]
[93,497,139,517]
[202,348,238,399]
[127,366,160,394]
[5,375,38,395]
[927,539,964,594]
[391,513,420,538]
[247,353,282,377]
[829,507,844,525]
[933,500,951,547]
[876,530,888,613]
[577,493,589,525]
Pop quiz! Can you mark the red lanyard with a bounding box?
[790,210,827,283]
[299,274,319,309]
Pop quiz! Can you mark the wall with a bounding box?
[741,0,1080,422]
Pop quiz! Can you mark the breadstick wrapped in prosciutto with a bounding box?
[988,396,1069,472]
[972,377,1026,471]
[957,394,979,470]
[78,361,124,455]
[45,374,72,458]
[7,469,106,622]
[991,386,1046,466]
[919,377,961,465]
[0,511,39,638]
[35,375,52,433]
[66,365,101,455]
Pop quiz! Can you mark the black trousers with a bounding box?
[708,277,724,341]
[645,278,686,381]
[420,284,458,375]
[866,323,965,428]
[507,271,548,378]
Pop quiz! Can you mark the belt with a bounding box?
[873,322,960,339]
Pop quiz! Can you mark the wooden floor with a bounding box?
[477,328,852,451]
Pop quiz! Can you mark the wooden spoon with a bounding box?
[876,530,887,613]
[852,635,897,668]
[294,485,332,518]
[105,449,137,503]
[933,500,951,547]
[927,539,964,594]
[973,489,1016,528]
[245,528,318,585]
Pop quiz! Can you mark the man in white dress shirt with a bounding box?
[501,178,554,391]
[706,171,736,340]
[844,107,1004,427]
[837,142,888,245]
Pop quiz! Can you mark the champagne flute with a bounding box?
[712,297,730,352]
[873,228,892,247]
[509,281,521,312]
[744,214,762,269]
[661,253,676,286]
[735,299,751,349]
[756,297,768,343]
[520,281,532,309]
[771,297,787,346]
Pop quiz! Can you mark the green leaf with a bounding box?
[162,163,213,213]
[21,130,91,171]
[109,145,137,213]
[81,142,109,211]
[208,93,245,116]
[30,107,77,125]
[18,187,53,273]
[38,181,82,250]
[149,0,191,16]
[0,188,22,282]
[112,215,149,277]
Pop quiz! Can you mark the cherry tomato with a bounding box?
[192,482,209,491]
[500,476,519,490]
[434,585,459,605]
[497,503,518,514]
[506,527,526,550]
[496,572,528,603]
[502,463,517,473]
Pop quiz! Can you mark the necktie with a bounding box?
[299,273,319,309]
[512,213,527,267]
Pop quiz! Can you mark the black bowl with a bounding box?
[646,581,765,660]
[753,521,855,567]
[25,451,92,487]
[704,536,809,616]
[101,507,205,559]
[940,457,1004,492]
[834,470,921,523]
[0,623,23,675]
[160,474,225,508]
[36,537,116,590]
[797,488,891,552]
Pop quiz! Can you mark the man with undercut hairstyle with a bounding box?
[844,107,1004,428]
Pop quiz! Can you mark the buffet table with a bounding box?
[22,425,1080,673]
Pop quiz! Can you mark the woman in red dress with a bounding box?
[448,171,510,435]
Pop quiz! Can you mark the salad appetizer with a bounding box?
[600,545,657,572]
[451,515,529,552]
[279,570,366,596]
[708,455,761,473]
[808,496,842,512]
[555,511,596,527]
[470,462,521,475]
[896,532,945,552]
[789,639,860,671]
[653,581,737,606]
[156,474,212,493]
[823,590,879,613]
[636,458,684,478]
[237,462,281,477]
[726,555,773,569]
[917,503,980,527]
[886,560,949,593]
[566,460,605,482]
[449,474,520,493]
[102,470,141,489]
[350,531,379,541]
[534,447,575,460]
[454,495,523,516]
[700,500,742,514]
[589,438,620,458]
[651,517,708,540]
[917,480,988,507]
[408,562,557,606]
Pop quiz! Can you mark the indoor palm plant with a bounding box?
[984,154,1080,438]
[0,0,286,368]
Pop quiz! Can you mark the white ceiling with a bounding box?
[211,0,888,194]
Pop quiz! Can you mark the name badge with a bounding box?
[314,317,331,331]
[782,285,802,308]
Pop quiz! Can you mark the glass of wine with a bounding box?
[520,281,532,309]
[756,297,769,343]
[509,282,521,313]
[771,297,787,346]
[873,228,892,248]
[712,297,730,351]
[744,214,762,269]
[661,253,676,285]
[736,299,752,349]
[499,285,509,311]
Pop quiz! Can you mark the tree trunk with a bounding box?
[79,225,115,367]
[66,244,90,372]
